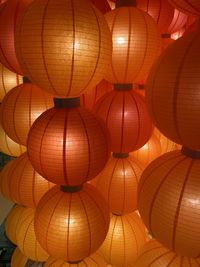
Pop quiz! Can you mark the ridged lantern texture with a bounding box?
[0,0,33,75]
[167,9,188,34]
[94,89,153,153]
[0,152,54,208]
[154,128,178,154]
[0,82,53,146]
[168,0,200,16]
[91,154,143,215]
[27,105,110,186]
[138,149,200,258]
[11,247,29,267]
[130,134,161,167]
[0,63,22,102]
[5,205,26,245]
[34,183,110,262]
[16,207,49,261]
[137,0,174,33]
[134,239,200,267]
[146,31,200,150]
[104,6,161,84]
[15,0,112,98]
[100,212,147,266]
[44,253,107,267]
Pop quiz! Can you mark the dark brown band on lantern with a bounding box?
[181,147,200,159]
[60,185,83,193]
[138,84,145,90]
[54,97,80,108]
[161,33,171,38]
[115,0,136,7]
[114,84,133,91]
[23,76,31,83]
[112,152,129,158]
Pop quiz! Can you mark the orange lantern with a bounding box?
[168,0,200,16]
[91,153,143,215]
[0,63,22,102]
[137,0,174,33]
[154,128,178,154]
[15,0,112,98]
[167,9,188,34]
[16,207,49,261]
[134,239,200,267]
[34,183,110,263]
[94,89,153,153]
[103,6,161,84]
[0,82,53,146]
[0,0,33,75]
[0,152,54,208]
[130,134,161,167]
[146,31,200,150]
[100,212,147,266]
[27,100,110,186]
[11,247,28,267]
[138,149,200,258]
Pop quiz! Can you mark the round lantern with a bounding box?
[34,183,110,263]
[137,0,174,33]
[5,205,26,245]
[168,0,200,16]
[154,128,178,154]
[0,152,54,208]
[0,0,33,75]
[44,253,107,267]
[27,101,110,186]
[91,153,143,214]
[130,134,161,167]
[16,207,49,261]
[11,247,29,267]
[94,89,153,153]
[100,212,147,266]
[167,9,188,34]
[134,239,200,267]
[103,6,161,84]
[15,0,112,98]
[0,82,53,146]
[138,149,200,258]
[0,63,23,102]
[146,31,200,150]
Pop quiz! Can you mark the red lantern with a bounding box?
[168,0,200,16]
[167,9,188,34]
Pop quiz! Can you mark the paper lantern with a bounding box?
[168,0,200,16]
[90,0,111,13]
[44,253,107,267]
[34,183,110,262]
[16,207,49,261]
[0,63,23,102]
[167,9,188,34]
[100,212,147,266]
[15,0,112,98]
[130,134,161,167]
[0,0,33,75]
[146,31,200,150]
[5,205,26,245]
[0,123,26,157]
[134,239,200,267]
[94,89,153,153]
[137,0,174,33]
[0,152,54,208]
[11,247,29,267]
[104,6,161,84]
[154,128,178,154]
[138,149,200,258]
[91,154,143,214]
[0,82,53,146]
[27,102,110,186]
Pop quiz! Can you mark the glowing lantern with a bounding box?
[0,63,22,102]
[34,183,110,263]
[138,149,200,258]
[168,0,200,16]
[94,89,153,153]
[146,31,200,150]
[0,0,33,75]
[130,134,161,167]
[0,152,54,208]
[167,9,188,34]
[134,239,200,267]
[27,99,110,186]
[90,0,111,13]
[0,82,53,146]
[171,27,185,39]
[104,6,161,84]
[16,207,49,261]
[100,212,147,266]
[11,247,28,267]
[15,0,112,98]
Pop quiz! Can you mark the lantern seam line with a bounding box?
[119,91,125,152]
[126,214,139,258]
[108,215,118,263]
[62,109,69,185]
